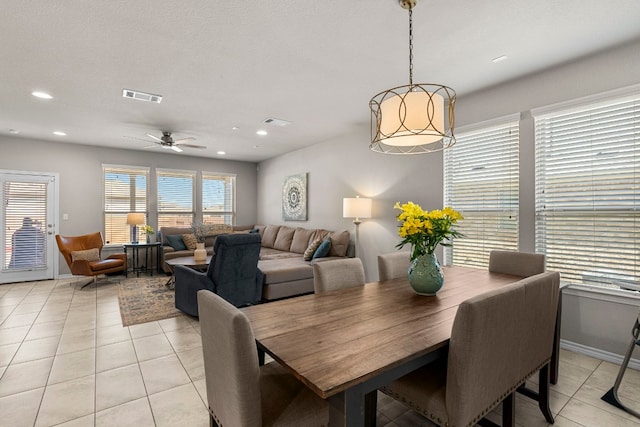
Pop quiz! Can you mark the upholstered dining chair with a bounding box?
[377,251,411,281]
[197,290,329,427]
[313,257,365,293]
[174,233,263,316]
[55,232,126,288]
[489,250,546,278]
[381,271,560,427]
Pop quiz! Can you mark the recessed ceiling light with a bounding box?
[53,131,66,136]
[232,126,239,131]
[217,151,226,155]
[492,55,508,63]
[32,91,53,99]
[256,130,268,136]
[9,129,20,134]
[253,145,260,148]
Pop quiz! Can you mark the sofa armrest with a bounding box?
[174,265,214,291]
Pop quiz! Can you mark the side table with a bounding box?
[123,242,162,278]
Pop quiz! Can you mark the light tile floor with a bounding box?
[1,277,640,426]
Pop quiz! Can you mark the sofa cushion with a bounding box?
[274,226,296,251]
[182,233,198,250]
[312,238,332,260]
[258,259,314,284]
[71,248,100,262]
[166,235,187,251]
[311,229,331,243]
[290,228,315,254]
[329,230,350,257]
[260,248,302,261]
[262,225,280,249]
[303,238,323,261]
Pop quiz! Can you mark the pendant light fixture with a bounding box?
[369,0,456,154]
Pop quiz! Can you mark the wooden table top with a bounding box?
[165,255,212,268]
[242,265,520,399]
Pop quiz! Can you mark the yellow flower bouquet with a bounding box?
[394,201,463,261]
[141,225,154,235]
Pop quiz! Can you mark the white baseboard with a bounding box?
[560,339,640,370]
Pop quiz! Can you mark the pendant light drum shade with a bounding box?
[370,83,456,154]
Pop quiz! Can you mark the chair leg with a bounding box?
[502,392,515,427]
[80,276,97,289]
[538,364,554,424]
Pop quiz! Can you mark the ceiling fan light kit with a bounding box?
[369,0,456,155]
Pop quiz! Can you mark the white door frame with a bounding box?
[0,169,59,284]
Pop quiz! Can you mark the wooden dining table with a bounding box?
[242,265,556,427]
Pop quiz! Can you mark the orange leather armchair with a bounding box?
[56,232,126,287]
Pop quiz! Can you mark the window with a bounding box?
[534,92,640,290]
[202,173,236,225]
[103,165,148,245]
[157,169,195,228]
[444,119,519,268]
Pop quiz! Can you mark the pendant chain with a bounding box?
[408,7,413,86]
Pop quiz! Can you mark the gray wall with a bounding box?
[256,38,640,358]
[1,136,258,274]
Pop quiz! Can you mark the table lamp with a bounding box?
[343,196,372,257]
[126,213,145,244]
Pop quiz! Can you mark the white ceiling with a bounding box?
[2,0,640,162]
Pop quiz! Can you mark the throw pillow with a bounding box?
[166,234,187,251]
[303,238,323,261]
[312,238,332,260]
[182,233,198,250]
[71,248,100,262]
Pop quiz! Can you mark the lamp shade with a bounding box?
[343,197,372,219]
[379,90,444,146]
[126,212,145,225]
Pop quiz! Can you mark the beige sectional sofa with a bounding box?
[253,224,350,300]
[160,224,351,301]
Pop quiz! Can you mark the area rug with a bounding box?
[117,276,183,327]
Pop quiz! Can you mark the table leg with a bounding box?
[328,389,366,427]
[124,246,128,278]
[551,289,563,385]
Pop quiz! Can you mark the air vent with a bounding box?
[122,89,163,103]
[263,117,292,127]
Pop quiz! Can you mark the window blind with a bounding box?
[3,180,47,269]
[202,173,236,225]
[103,165,148,244]
[444,121,519,268]
[535,94,640,290]
[157,169,195,228]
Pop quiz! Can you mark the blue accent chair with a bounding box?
[174,233,263,316]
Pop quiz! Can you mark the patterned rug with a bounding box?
[117,276,183,327]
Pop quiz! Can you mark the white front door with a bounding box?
[0,170,58,284]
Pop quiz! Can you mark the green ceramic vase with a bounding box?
[408,252,444,296]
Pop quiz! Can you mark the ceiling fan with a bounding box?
[143,131,206,152]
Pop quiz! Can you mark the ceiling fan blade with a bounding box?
[176,143,207,150]
[142,144,158,149]
[146,133,163,142]
[170,145,183,153]
[172,137,196,144]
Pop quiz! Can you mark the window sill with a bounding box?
[563,283,640,306]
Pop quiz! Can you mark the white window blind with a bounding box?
[157,169,195,228]
[103,165,148,245]
[202,173,236,225]
[535,93,640,290]
[444,120,519,268]
[3,180,47,269]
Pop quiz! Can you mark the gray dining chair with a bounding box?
[313,257,365,293]
[381,271,560,427]
[377,251,411,281]
[197,290,329,427]
[488,250,545,277]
